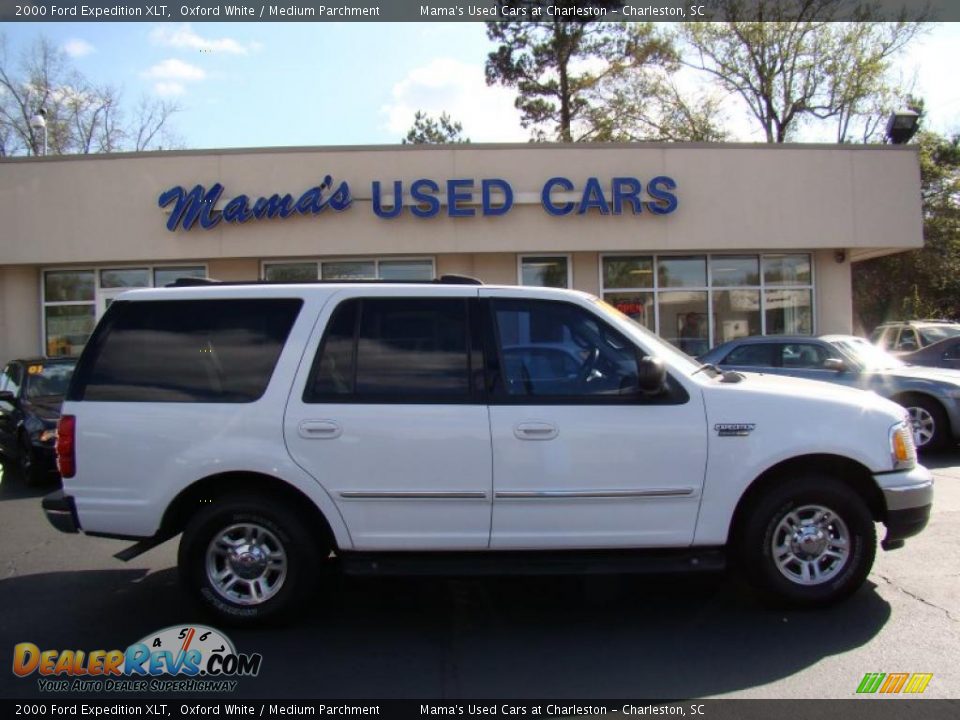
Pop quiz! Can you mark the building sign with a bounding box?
[158,175,678,232]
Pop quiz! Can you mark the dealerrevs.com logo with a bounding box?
[12,625,262,693]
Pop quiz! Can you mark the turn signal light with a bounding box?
[56,415,76,479]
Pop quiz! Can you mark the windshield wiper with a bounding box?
[692,363,720,376]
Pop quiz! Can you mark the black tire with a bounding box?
[738,475,876,608]
[178,494,322,626]
[18,434,45,487]
[900,394,949,453]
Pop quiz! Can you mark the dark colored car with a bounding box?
[899,336,960,370]
[0,358,76,485]
[699,334,960,452]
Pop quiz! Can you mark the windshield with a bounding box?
[919,326,960,344]
[591,297,702,372]
[829,338,905,371]
[25,363,75,399]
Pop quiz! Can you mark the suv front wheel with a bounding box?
[178,494,321,625]
[738,475,876,607]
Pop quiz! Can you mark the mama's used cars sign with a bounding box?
[158,175,678,232]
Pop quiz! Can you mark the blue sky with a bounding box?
[6,22,960,149]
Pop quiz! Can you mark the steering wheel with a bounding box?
[576,347,601,387]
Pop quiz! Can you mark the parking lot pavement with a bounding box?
[0,456,957,700]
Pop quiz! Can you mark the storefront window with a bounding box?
[44,270,95,302]
[100,269,149,288]
[264,263,318,282]
[765,289,813,334]
[43,265,208,358]
[379,260,434,281]
[264,258,434,282]
[601,253,813,351]
[604,292,655,331]
[153,266,205,287]
[763,254,811,286]
[658,256,706,288]
[321,261,377,280]
[713,290,761,344]
[603,256,653,289]
[659,291,709,356]
[710,256,760,287]
[45,305,96,358]
[520,256,570,288]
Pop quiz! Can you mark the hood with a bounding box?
[883,365,960,385]
[709,370,902,415]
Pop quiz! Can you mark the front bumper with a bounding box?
[42,490,80,534]
[873,465,934,550]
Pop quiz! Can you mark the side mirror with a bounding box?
[636,356,667,394]
[824,358,846,372]
[0,390,15,404]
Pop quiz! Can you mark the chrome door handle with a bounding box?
[298,420,342,439]
[514,422,559,441]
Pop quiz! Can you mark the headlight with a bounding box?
[39,429,57,443]
[890,420,917,470]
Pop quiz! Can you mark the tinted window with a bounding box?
[73,299,302,402]
[943,342,960,360]
[305,298,471,402]
[723,344,775,367]
[895,329,919,351]
[25,362,75,399]
[491,299,645,400]
[781,343,829,369]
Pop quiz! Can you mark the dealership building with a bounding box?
[0,142,922,363]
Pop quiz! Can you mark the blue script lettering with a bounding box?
[158,176,352,231]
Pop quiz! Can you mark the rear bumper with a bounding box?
[42,490,80,534]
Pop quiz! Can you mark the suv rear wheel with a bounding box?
[178,494,321,625]
[739,475,876,607]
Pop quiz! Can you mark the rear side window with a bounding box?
[723,344,775,367]
[305,297,472,403]
[70,299,302,402]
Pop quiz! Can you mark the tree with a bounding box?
[681,1,924,143]
[0,35,180,156]
[402,111,469,144]
[485,3,676,142]
[585,73,729,142]
[853,130,960,329]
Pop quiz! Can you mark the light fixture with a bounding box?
[885,109,920,145]
[835,250,846,264]
[29,108,47,156]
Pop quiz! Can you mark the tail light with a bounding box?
[56,415,76,479]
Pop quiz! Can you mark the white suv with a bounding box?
[43,279,933,623]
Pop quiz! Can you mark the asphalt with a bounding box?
[0,454,957,700]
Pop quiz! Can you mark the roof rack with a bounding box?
[166,274,484,288]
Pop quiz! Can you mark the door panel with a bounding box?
[284,290,492,550]
[482,292,707,549]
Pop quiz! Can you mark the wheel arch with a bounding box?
[728,453,885,547]
[159,471,338,552]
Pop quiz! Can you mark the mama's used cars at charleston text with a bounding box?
[42,279,933,623]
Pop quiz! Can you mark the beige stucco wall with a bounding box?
[0,267,41,362]
[0,143,922,267]
[813,250,853,335]
[0,143,921,360]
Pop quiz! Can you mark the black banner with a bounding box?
[0,0,954,23]
[2,700,960,720]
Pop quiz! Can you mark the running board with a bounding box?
[339,548,726,577]
[112,532,176,561]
